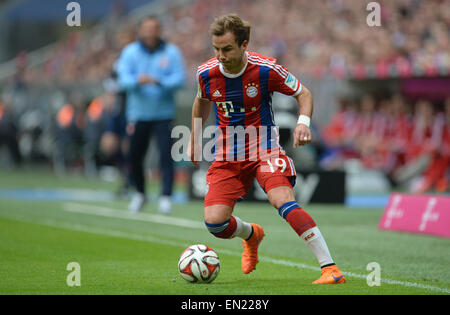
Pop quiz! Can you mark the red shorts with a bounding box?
[204,154,296,207]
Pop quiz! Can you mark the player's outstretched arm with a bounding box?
[293,86,313,148]
[188,96,211,166]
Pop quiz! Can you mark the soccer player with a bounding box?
[187,14,345,284]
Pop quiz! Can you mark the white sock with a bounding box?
[300,226,334,267]
[232,216,253,240]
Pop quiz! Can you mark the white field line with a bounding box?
[61,202,450,294]
[63,202,204,229]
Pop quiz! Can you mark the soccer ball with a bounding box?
[178,244,220,283]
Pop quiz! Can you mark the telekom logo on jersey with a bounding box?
[171,118,285,167]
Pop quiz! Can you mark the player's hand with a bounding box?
[126,123,135,136]
[187,137,201,166]
[138,74,158,85]
[293,123,312,148]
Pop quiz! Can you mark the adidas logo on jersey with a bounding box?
[212,90,222,97]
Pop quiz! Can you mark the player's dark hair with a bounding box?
[209,14,251,46]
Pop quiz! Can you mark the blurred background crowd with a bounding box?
[319,94,449,193]
[0,0,448,194]
[4,0,450,85]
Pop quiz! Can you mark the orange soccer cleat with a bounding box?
[241,223,265,274]
[312,265,346,284]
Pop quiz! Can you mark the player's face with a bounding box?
[212,32,248,73]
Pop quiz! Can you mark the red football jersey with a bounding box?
[196,51,302,161]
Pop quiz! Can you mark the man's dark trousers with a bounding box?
[129,120,173,197]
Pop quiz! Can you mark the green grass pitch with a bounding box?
[0,169,449,295]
